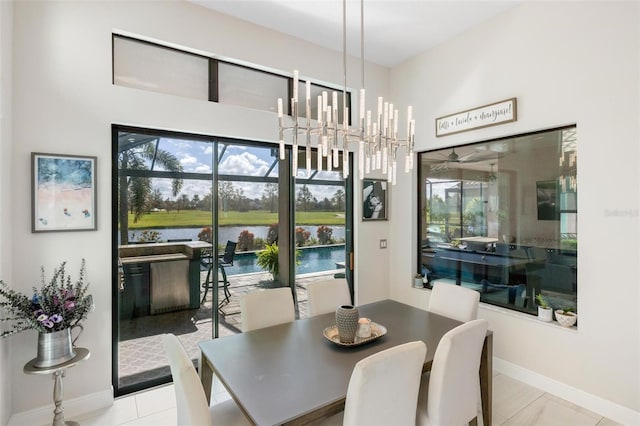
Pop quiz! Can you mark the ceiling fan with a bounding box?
[446,148,461,162]
[434,147,503,166]
[488,163,497,182]
[433,147,504,165]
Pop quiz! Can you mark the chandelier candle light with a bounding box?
[277,0,416,185]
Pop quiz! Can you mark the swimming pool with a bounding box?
[223,244,345,276]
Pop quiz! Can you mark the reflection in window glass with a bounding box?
[418,126,577,318]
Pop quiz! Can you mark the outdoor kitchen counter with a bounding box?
[118,241,210,318]
[118,241,211,261]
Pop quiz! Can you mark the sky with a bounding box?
[149,137,343,203]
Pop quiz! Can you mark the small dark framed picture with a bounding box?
[536,180,559,221]
[32,152,97,232]
[362,178,387,221]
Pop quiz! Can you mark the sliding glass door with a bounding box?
[293,150,352,318]
[211,141,282,335]
[113,126,353,396]
[113,127,215,394]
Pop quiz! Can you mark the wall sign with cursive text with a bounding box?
[435,98,517,137]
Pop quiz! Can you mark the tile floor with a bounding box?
[72,372,621,426]
[117,271,326,388]
[108,272,614,425]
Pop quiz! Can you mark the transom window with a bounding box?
[112,34,351,120]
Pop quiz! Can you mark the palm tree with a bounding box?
[118,135,183,244]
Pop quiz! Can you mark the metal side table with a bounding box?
[24,348,90,426]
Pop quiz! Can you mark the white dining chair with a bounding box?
[344,341,427,426]
[240,287,295,332]
[416,319,489,426]
[162,333,249,426]
[318,341,427,426]
[427,281,480,322]
[306,278,351,317]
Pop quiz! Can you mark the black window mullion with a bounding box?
[209,59,219,102]
[287,78,293,116]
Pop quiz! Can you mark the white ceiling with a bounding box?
[189,0,520,67]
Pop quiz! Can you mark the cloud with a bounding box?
[149,140,344,203]
[194,164,212,173]
[180,155,198,166]
[219,152,270,176]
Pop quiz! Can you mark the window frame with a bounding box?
[416,124,579,315]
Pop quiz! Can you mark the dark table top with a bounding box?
[199,299,467,425]
[433,249,531,267]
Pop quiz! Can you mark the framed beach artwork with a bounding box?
[362,178,387,221]
[32,152,97,232]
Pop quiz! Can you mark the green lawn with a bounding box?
[127,209,345,229]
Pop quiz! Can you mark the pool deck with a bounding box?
[118,269,341,389]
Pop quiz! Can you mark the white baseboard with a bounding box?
[8,363,640,426]
[8,387,113,426]
[494,357,640,426]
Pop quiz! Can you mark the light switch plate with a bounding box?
[380,239,387,249]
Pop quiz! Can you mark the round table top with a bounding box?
[23,347,90,375]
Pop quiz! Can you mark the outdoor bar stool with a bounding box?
[201,240,237,307]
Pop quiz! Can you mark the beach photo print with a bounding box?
[32,152,97,232]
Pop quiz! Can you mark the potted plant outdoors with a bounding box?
[257,243,280,282]
[555,306,577,327]
[256,243,301,283]
[0,260,94,367]
[535,294,553,322]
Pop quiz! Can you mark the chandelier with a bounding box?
[276,0,416,185]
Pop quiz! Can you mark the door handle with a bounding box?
[118,258,125,292]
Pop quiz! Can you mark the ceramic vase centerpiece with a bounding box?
[335,305,359,343]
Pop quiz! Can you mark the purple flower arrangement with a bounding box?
[0,260,93,337]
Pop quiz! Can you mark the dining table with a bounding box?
[199,299,493,426]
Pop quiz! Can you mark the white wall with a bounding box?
[0,0,14,424]
[11,0,637,421]
[389,0,639,420]
[8,0,390,416]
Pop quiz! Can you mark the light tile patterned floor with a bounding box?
[75,372,622,426]
[117,271,332,388]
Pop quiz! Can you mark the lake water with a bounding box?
[127,225,345,244]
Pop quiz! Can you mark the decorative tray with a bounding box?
[322,322,387,347]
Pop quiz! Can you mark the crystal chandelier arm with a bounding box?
[359,89,366,126]
[275,0,416,183]
[293,70,299,104]
[305,80,311,121]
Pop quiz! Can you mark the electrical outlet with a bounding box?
[380,239,387,249]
